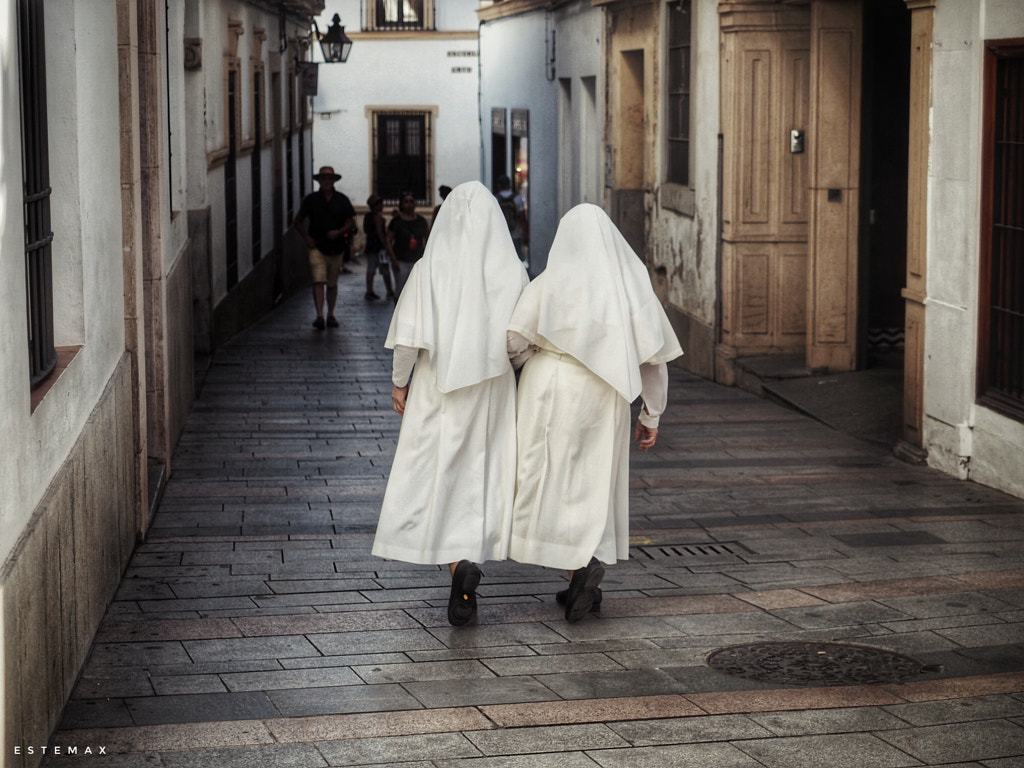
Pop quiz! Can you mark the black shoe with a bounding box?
[563,558,604,623]
[312,317,326,330]
[448,560,482,626]
[326,316,339,328]
[556,587,602,612]
[364,291,380,301]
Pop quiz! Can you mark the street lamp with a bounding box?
[316,14,352,63]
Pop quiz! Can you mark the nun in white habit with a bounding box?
[507,203,683,622]
[373,180,528,626]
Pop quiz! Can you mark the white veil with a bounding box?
[385,180,529,393]
[508,203,682,401]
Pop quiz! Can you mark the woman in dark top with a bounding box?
[363,194,395,301]
[387,192,429,295]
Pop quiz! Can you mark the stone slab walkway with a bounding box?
[41,270,1024,767]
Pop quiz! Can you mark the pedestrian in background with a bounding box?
[294,166,356,329]
[506,204,683,622]
[363,194,395,302]
[386,192,429,297]
[494,174,528,266]
[429,184,452,237]
[373,181,528,626]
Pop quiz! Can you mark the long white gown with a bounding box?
[371,181,528,565]
[507,204,683,571]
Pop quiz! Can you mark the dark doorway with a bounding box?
[859,0,911,369]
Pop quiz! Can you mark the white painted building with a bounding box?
[1,2,323,763]
[311,0,481,216]
[478,0,604,274]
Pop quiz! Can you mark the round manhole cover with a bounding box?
[706,642,929,686]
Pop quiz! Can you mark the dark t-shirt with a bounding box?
[298,190,356,255]
[388,215,429,263]
[363,211,385,253]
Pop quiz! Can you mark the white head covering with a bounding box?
[385,180,529,393]
[509,203,683,401]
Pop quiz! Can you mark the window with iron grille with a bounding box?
[372,111,432,205]
[366,0,434,31]
[19,0,56,387]
[666,0,692,187]
[979,40,1024,421]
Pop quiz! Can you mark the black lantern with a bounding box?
[317,14,352,63]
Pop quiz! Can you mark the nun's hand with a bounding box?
[392,385,409,415]
[634,422,658,452]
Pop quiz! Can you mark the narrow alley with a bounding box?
[43,273,1024,767]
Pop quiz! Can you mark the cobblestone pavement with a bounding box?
[43,270,1024,767]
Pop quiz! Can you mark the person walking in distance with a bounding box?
[494,174,528,266]
[373,181,528,626]
[506,204,683,622]
[386,191,429,297]
[363,194,395,302]
[294,166,356,329]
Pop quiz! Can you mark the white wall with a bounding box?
[923,0,1024,497]
[480,11,557,272]
[0,0,125,565]
[311,0,481,210]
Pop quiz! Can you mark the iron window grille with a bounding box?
[666,0,692,187]
[978,40,1024,422]
[365,0,434,31]
[372,111,432,205]
[20,0,56,387]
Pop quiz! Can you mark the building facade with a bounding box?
[1,2,322,763]
[481,0,1024,498]
[311,0,481,228]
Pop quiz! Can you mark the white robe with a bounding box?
[372,180,527,565]
[372,349,517,564]
[506,204,683,571]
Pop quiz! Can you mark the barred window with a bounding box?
[666,0,692,186]
[366,0,434,31]
[372,111,432,205]
[20,0,56,387]
[978,40,1024,421]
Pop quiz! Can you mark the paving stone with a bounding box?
[151,674,228,695]
[267,683,422,717]
[221,666,363,691]
[316,732,480,765]
[607,713,773,745]
[734,732,923,768]
[876,719,1024,763]
[746,706,910,736]
[308,628,448,655]
[536,668,691,700]
[351,659,496,684]
[586,742,766,768]
[433,754,610,768]
[402,676,561,708]
[481,652,624,677]
[159,743,328,767]
[183,635,320,662]
[125,691,280,725]
[465,722,628,754]
[57,698,135,730]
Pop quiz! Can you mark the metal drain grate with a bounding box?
[629,542,749,560]
[707,641,935,686]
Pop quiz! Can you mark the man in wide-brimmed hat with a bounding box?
[294,166,356,329]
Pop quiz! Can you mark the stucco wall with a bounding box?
[0,0,126,568]
[647,0,720,378]
[923,0,1024,497]
[3,358,137,768]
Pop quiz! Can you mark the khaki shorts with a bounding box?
[309,248,344,287]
